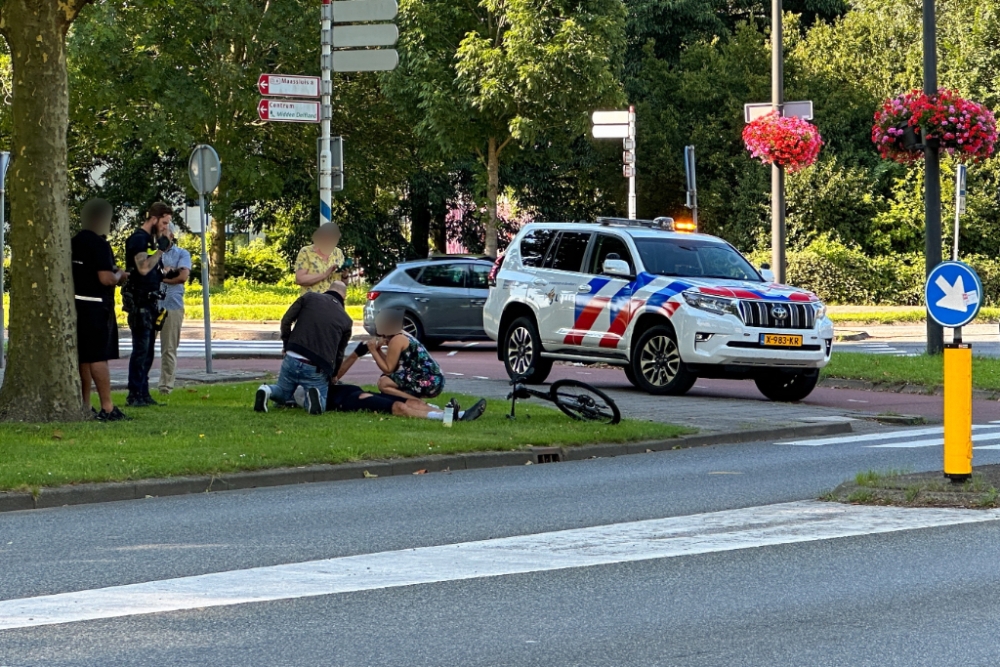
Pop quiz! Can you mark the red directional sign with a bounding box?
[257,74,321,99]
[257,99,321,124]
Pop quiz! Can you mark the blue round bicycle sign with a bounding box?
[925,261,983,328]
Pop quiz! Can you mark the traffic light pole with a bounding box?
[319,0,334,226]
[924,0,944,355]
[771,0,786,284]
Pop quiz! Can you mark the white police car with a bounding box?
[483,217,834,401]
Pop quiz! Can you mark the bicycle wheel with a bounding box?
[549,379,621,425]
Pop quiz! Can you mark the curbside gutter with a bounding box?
[0,421,852,514]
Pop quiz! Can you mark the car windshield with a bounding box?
[633,238,762,282]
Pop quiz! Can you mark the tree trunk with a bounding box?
[210,216,226,287]
[430,214,447,254]
[0,0,91,422]
[484,136,499,258]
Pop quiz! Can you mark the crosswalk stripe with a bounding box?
[778,424,1000,447]
[869,431,1000,449]
[1,500,996,631]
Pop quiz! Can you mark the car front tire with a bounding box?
[503,316,553,384]
[754,370,820,402]
[630,325,697,396]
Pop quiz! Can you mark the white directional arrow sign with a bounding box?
[258,75,321,99]
[935,274,979,312]
[257,99,321,123]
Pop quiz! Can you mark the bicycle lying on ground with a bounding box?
[506,376,621,425]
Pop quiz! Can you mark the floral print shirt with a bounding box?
[294,244,345,295]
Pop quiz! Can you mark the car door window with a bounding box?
[468,264,490,289]
[549,232,592,273]
[588,234,635,275]
[519,229,557,267]
[417,264,467,288]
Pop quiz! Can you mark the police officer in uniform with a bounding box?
[71,198,129,421]
[123,202,171,407]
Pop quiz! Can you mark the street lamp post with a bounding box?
[924,0,944,355]
[771,0,786,284]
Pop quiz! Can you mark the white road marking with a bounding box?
[447,351,458,357]
[779,424,1000,447]
[869,431,1000,449]
[446,372,464,376]
[1,501,996,631]
[465,343,479,348]
[473,376,490,380]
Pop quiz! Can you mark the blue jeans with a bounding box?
[127,308,157,401]
[268,356,328,413]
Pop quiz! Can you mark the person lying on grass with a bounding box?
[292,383,486,421]
[335,340,486,421]
[365,308,445,401]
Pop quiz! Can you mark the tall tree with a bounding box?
[385,0,627,256]
[68,0,317,285]
[0,0,92,422]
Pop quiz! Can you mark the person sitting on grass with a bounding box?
[367,309,445,401]
[292,381,486,422]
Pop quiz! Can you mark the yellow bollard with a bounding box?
[943,344,973,481]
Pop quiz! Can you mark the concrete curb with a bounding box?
[0,421,852,514]
[819,377,1000,402]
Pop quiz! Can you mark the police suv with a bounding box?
[483,217,834,402]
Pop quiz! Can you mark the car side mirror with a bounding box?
[603,258,632,278]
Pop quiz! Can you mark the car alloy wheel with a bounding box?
[639,333,681,387]
[507,325,534,376]
[402,316,421,340]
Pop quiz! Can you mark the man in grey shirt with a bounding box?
[158,224,191,394]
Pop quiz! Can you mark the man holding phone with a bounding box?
[157,224,191,394]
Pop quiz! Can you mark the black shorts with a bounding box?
[76,300,119,364]
[327,384,406,414]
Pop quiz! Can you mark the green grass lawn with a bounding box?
[4,282,367,325]
[824,352,1000,392]
[829,307,1000,325]
[0,383,689,492]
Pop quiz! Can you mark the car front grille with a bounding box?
[739,300,816,329]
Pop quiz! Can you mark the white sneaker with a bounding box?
[254,385,271,413]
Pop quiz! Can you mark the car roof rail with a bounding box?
[422,254,493,262]
[593,216,675,231]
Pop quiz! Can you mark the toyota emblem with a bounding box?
[770,304,789,320]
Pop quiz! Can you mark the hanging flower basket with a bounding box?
[742,112,823,173]
[872,89,997,164]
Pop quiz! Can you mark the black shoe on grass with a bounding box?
[460,399,487,422]
[307,387,323,415]
[97,407,130,422]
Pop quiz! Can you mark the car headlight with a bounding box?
[814,303,827,320]
[682,291,739,317]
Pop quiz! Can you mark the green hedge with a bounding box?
[749,239,1000,306]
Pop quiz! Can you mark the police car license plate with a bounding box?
[761,334,802,347]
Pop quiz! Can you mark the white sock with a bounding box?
[427,411,443,421]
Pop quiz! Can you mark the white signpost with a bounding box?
[257,99,321,123]
[316,0,400,226]
[592,107,637,219]
[257,74,321,99]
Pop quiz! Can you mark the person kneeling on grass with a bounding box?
[367,309,445,401]
[293,383,486,421]
[254,281,354,415]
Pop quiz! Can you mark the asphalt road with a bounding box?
[4,427,1000,665]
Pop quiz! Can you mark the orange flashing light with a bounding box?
[674,220,697,233]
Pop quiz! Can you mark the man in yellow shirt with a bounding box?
[294,223,347,294]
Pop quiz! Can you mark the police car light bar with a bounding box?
[595,216,675,231]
